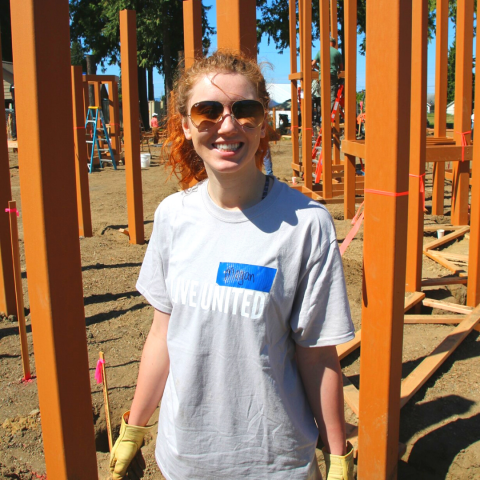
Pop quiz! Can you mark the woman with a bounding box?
[110,51,355,480]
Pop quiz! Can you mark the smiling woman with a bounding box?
[109,50,355,480]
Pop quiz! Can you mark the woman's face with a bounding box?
[182,73,266,177]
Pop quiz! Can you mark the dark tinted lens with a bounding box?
[190,101,224,127]
[232,100,265,128]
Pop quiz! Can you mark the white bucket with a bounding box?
[140,153,151,169]
[437,229,445,239]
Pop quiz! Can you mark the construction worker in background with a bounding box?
[151,112,160,144]
[312,37,344,111]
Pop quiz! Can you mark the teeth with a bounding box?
[214,143,241,151]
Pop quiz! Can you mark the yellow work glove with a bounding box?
[109,411,153,480]
[322,442,354,480]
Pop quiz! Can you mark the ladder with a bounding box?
[85,106,117,173]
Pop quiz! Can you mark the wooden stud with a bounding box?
[301,0,313,190]
[422,298,473,315]
[400,303,480,407]
[467,2,480,307]
[343,0,357,220]
[423,226,469,251]
[336,330,361,359]
[405,0,427,294]
[431,0,448,215]
[106,79,121,165]
[423,250,465,274]
[99,351,113,451]
[7,201,30,380]
[289,0,300,178]
[120,10,145,245]
[10,0,98,476]
[358,1,412,477]
[319,0,332,198]
[404,314,466,324]
[216,0,257,59]
[183,0,203,69]
[451,0,474,226]
[421,276,467,287]
[0,33,16,317]
[71,66,92,238]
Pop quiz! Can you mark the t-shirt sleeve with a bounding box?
[136,204,173,314]
[290,211,355,347]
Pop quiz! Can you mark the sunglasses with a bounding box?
[188,100,265,131]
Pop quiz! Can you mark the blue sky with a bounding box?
[104,1,468,98]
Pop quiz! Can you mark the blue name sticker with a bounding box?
[216,262,277,293]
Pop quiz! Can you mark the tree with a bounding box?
[69,0,214,125]
[0,0,12,62]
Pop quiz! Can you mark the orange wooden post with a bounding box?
[330,0,341,166]
[183,0,203,69]
[71,66,92,238]
[216,0,257,59]
[357,1,412,478]
[343,0,357,219]
[120,9,145,245]
[289,0,300,177]
[7,201,31,380]
[107,79,121,164]
[301,0,313,190]
[451,0,473,226]
[467,10,480,307]
[319,0,332,198]
[405,0,427,293]
[0,35,16,317]
[10,0,98,477]
[431,0,448,215]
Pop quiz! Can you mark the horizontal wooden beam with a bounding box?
[423,226,470,250]
[426,145,473,163]
[341,139,366,159]
[404,291,426,312]
[337,331,361,359]
[343,374,360,416]
[422,298,473,314]
[82,74,119,83]
[421,276,467,287]
[424,250,465,274]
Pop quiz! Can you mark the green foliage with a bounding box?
[70,41,86,69]
[447,39,456,104]
[0,0,12,62]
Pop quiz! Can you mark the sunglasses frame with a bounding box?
[187,100,266,131]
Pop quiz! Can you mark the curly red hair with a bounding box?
[163,50,271,186]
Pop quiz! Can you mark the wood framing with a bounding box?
[0,33,16,316]
[289,0,300,177]
[467,7,480,306]
[357,1,412,478]
[406,0,427,293]
[183,0,203,69]
[10,0,98,476]
[451,0,474,225]
[431,0,448,215]
[120,10,145,245]
[71,66,92,238]
[216,0,257,59]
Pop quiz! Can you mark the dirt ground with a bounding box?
[1,140,479,479]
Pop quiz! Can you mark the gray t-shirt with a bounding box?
[137,179,354,479]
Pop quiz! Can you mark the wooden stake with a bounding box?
[99,351,113,451]
[7,201,31,380]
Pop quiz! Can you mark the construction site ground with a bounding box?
[1,140,479,479]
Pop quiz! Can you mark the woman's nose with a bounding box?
[217,112,237,133]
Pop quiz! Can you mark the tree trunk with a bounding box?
[163,16,172,112]
[86,54,96,106]
[147,67,154,101]
[138,66,149,130]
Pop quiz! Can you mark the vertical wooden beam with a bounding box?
[405,0,427,293]
[10,0,98,477]
[467,10,480,307]
[216,0,257,59]
[358,1,412,478]
[299,0,304,73]
[0,34,16,317]
[71,66,92,238]
[431,0,448,215]
[331,0,341,166]
[120,10,145,245]
[289,0,300,177]
[301,0,313,190]
[451,0,473,226]
[319,0,332,198]
[107,80,121,165]
[343,0,357,219]
[183,0,203,69]
[330,0,338,42]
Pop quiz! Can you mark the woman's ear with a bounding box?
[182,117,193,140]
[260,118,267,139]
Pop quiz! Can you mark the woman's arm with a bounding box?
[128,308,170,426]
[296,344,346,455]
